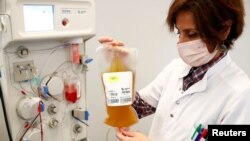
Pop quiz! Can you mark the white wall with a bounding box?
[85,0,250,141]
[232,0,250,73]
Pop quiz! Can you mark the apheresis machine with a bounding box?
[0,0,95,140]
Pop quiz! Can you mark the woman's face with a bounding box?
[176,10,216,54]
[175,11,201,43]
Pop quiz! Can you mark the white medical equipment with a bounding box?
[0,0,95,140]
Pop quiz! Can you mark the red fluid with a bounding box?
[72,44,80,64]
[65,83,77,103]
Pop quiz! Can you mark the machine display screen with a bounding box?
[23,5,54,32]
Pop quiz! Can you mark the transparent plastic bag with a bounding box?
[96,46,138,127]
[64,75,80,103]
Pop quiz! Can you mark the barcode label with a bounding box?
[103,71,133,106]
[108,99,119,104]
[120,97,132,104]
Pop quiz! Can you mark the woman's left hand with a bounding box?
[116,128,150,141]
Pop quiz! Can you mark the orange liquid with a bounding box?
[102,54,138,127]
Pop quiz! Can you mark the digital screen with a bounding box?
[23,5,54,32]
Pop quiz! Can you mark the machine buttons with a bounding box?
[73,124,83,134]
[17,46,29,58]
[49,118,59,128]
[62,18,69,26]
[47,104,58,115]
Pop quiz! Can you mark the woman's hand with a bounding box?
[116,128,150,141]
[98,36,129,56]
[98,36,125,47]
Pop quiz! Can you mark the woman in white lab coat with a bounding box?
[99,0,250,140]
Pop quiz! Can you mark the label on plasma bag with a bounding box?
[102,71,133,106]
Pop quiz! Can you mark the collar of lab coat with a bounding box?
[177,53,232,95]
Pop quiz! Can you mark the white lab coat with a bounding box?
[139,53,250,141]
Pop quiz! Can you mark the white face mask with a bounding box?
[177,39,217,67]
